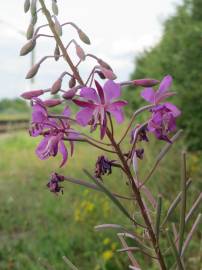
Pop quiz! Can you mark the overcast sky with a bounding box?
[0,0,182,99]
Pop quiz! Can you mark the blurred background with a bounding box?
[0,0,201,269]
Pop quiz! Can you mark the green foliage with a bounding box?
[124,0,202,150]
[0,98,30,114]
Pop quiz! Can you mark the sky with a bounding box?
[0,0,182,99]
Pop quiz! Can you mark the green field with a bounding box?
[0,131,201,270]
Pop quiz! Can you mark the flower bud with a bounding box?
[51,79,62,94]
[95,71,106,79]
[31,13,37,25]
[52,0,59,15]
[31,0,37,15]
[69,77,76,88]
[77,29,91,45]
[99,66,117,80]
[26,63,40,79]
[54,45,60,61]
[54,16,62,36]
[97,59,112,71]
[20,39,36,56]
[62,88,77,100]
[43,99,62,107]
[21,89,44,100]
[24,0,30,13]
[132,79,159,87]
[26,23,34,40]
[75,44,85,61]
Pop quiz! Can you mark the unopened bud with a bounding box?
[62,88,77,100]
[54,45,60,61]
[21,89,44,100]
[31,0,37,15]
[97,59,112,70]
[51,79,62,94]
[52,0,59,15]
[24,0,30,13]
[54,16,62,36]
[69,77,76,88]
[77,29,91,45]
[132,79,159,87]
[95,71,106,79]
[99,66,117,80]
[26,23,34,40]
[20,39,36,56]
[75,44,85,61]
[31,13,38,25]
[43,99,62,107]
[26,63,40,79]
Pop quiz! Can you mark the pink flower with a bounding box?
[73,80,127,138]
[141,75,175,105]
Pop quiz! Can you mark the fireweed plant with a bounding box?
[20,1,201,269]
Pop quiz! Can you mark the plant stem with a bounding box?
[39,0,84,85]
[106,128,167,270]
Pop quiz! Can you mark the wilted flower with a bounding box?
[95,155,114,179]
[73,80,127,139]
[47,172,64,194]
[148,103,181,142]
[131,125,149,143]
[135,148,144,159]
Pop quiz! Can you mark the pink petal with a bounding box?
[80,87,99,103]
[141,88,155,103]
[95,80,105,104]
[59,140,68,167]
[164,102,181,117]
[158,75,173,94]
[73,99,96,109]
[76,108,94,126]
[63,107,71,117]
[107,107,124,124]
[35,136,50,160]
[103,80,121,102]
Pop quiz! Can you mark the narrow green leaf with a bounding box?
[155,195,162,242]
[178,151,187,254]
[84,169,134,222]
[62,256,79,270]
[166,229,184,270]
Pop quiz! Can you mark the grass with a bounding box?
[0,130,201,270]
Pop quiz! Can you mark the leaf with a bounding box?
[95,224,124,231]
[62,256,79,270]
[181,214,202,256]
[84,169,134,222]
[178,151,187,254]
[155,195,162,242]
[185,192,202,224]
[166,229,185,270]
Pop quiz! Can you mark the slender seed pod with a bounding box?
[31,13,38,25]
[24,0,30,13]
[54,16,62,36]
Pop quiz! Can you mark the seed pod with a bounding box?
[21,89,44,100]
[31,13,38,25]
[75,44,85,61]
[52,0,59,15]
[97,59,112,70]
[26,23,34,40]
[43,99,62,107]
[68,77,76,88]
[77,29,91,45]
[51,79,62,94]
[31,0,37,16]
[132,79,160,87]
[54,16,62,36]
[24,0,30,13]
[54,45,60,61]
[26,63,40,79]
[20,39,36,56]
[62,88,77,100]
[99,66,117,80]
